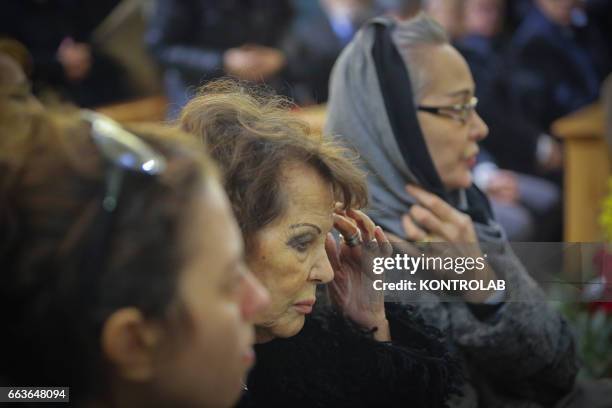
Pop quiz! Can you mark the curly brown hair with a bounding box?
[0,110,217,400]
[179,80,368,249]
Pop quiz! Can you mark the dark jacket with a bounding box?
[0,0,131,107]
[283,10,348,104]
[283,5,378,104]
[456,34,544,175]
[238,303,461,408]
[146,0,293,114]
[509,6,611,129]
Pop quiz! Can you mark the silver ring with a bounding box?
[344,232,361,247]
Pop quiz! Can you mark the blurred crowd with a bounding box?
[1,0,611,242]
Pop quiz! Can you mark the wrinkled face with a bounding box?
[536,0,577,26]
[153,180,269,407]
[248,162,335,342]
[415,44,488,191]
[465,0,503,37]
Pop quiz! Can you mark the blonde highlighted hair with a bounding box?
[180,79,369,247]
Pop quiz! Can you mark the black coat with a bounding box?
[456,35,544,175]
[238,303,461,408]
[509,7,611,129]
[0,0,131,107]
[146,0,293,112]
[283,5,378,104]
[283,11,347,104]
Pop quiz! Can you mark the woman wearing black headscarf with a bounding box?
[326,13,579,407]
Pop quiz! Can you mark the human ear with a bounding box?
[101,307,163,382]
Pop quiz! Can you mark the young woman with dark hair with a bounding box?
[0,109,269,407]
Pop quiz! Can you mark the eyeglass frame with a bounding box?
[417,96,479,124]
[77,110,167,308]
[81,109,167,211]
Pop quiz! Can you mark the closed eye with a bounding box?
[287,234,315,253]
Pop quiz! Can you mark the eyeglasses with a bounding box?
[78,110,167,305]
[417,96,479,124]
[81,110,166,211]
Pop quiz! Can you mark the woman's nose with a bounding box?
[241,270,270,320]
[469,111,489,142]
[309,252,334,284]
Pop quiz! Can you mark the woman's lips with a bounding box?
[294,299,316,314]
[242,346,256,366]
[462,146,479,169]
[466,155,477,168]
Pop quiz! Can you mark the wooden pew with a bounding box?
[552,103,609,242]
[292,104,327,134]
[96,95,168,123]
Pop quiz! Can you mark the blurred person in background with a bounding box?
[585,0,612,58]
[0,110,269,407]
[0,0,133,107]
[422,0,466,40]
[377,0,423,20]
[456,0,563,241]
[502,0,534,33]
[326,14,580,406]
[146,0,293,118]
[180,81,461,407]
[284,0,379,104]
[510,0,612,130]
[457,0,562,177]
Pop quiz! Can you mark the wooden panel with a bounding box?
[292,104,327,134]
[563,136,609,241]
[552,103,605,140]
[553,103,609,242]
[96,95,168,123]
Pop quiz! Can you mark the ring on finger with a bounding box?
[343,232,361,247]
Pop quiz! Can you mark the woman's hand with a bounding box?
[486,170,519,204]
[325,207,393,341]
[402,185,498,303]
[403,185,479,244]
[224,45,285,81]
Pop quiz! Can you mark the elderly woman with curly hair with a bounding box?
[180,80,462,407]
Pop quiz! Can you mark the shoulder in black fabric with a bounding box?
[244,306,461,407]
